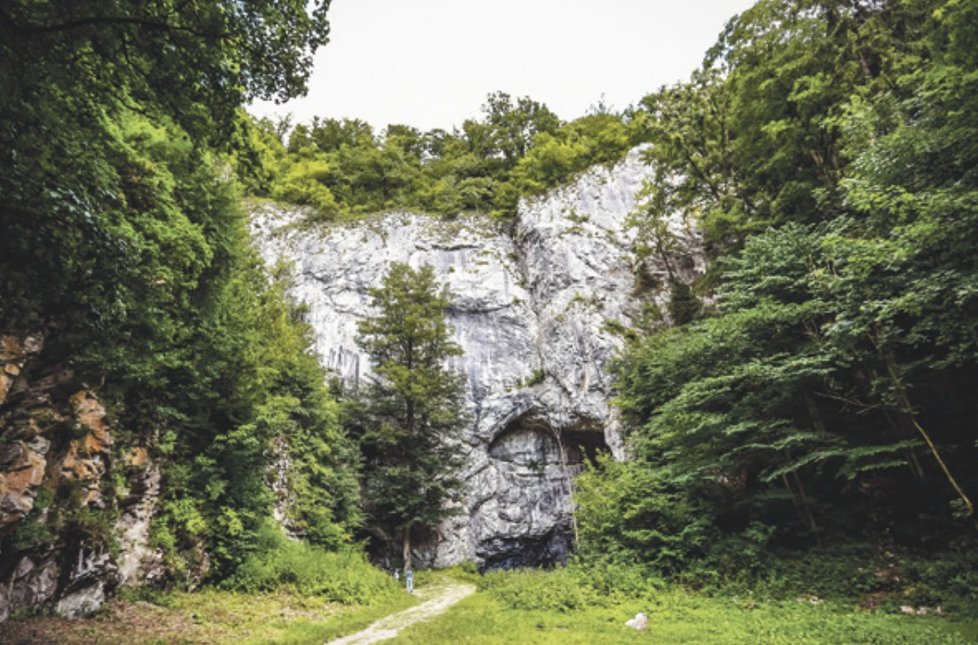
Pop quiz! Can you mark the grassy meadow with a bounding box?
[6,564,977,644]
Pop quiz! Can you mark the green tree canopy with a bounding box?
[0,0,359,585]
[245,89,648,221]
[594,0,978,575]
[0,0,330,138]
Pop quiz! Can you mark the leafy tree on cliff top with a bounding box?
[634,0,942,253]
[355,263,467,573]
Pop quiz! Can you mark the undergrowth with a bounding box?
[226,524,397,603]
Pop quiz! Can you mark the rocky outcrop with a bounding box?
[0,148,701,619]
[250,147,702,569]
[0,333,51,533]
[269,435,301,540]
[0,333,163,621]
[115,450,163,588]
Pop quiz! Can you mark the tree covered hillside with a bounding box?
[0,0,360,586]
[579,0,978,588]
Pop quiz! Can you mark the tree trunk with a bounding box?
[655,233,676,282]
[782,473,810,530]
[552,427,580,546]
[804,393,827,435]
[402,524,413,575]
[879,408,926,480]
[790,469,821,542]
[882,355,977,530]
[783,448,820,541]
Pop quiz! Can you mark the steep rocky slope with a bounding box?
[0,334,162,621]
[251,147,702,568]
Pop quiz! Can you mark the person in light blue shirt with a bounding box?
[405,569,414,594]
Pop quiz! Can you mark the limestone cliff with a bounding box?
[250,147,702,569]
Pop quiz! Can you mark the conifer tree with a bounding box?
[356,262,466,573]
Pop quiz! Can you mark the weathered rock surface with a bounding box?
[115,454,164,587]
[0,333,49,534]
[250,147,702,568]
[0,333,163,622]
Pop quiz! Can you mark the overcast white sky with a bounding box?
[250,0,757,131]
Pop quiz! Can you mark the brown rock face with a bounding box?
[0,439,49,528]
[0,375,11,406]
[0,332,161,621]
[0,334,42,407]
[125,447,149,469]
[71,390,113,452]
[59,390,114,508]
[0,335,51,530]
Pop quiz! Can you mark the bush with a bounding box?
[575,456,713,573]
[228,523,396,604]
[271,157,342,218]
[479,568,596,612]
[477,563,664,613]
[906,550,978,606]
[573,560,663,602]
[478,564,663,612]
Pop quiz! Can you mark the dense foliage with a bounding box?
[228,522,396,603]
[349,264,467,571]
[587,0,978,580]
[237,92,649,220]
[0,0,360,583]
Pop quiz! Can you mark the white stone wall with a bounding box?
[249,147,701,567]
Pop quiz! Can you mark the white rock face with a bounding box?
[250,147,700,568]
[115,461,163,586]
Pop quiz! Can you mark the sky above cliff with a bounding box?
[250,0,757,130]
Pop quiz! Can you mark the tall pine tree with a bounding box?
[356,263,467,572]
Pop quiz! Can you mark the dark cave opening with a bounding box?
[479,414,610,571]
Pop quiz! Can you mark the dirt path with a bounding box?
[325,583,476,645]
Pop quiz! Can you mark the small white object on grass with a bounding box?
[625,612,649,631]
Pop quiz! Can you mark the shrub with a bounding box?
[228,523,396,604]
[271,157,342,218]
[573,560,663,602]
[575,456,713,573]
[479,567,600,612]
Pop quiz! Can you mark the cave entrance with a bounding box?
[478,414,610,571]
[487,416,609,473]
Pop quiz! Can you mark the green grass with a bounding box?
[158,588,419,645]
[391,585,975,644]
[236,591,418,644]
[217,520,399,602]
[4,588,420,645]
[9,562,977,644]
